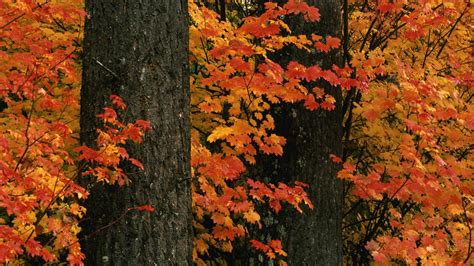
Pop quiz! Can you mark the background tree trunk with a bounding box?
[228,0,343,264]
[273,0,343,264]
[80,1,192,265]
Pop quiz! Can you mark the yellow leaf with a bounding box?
[243,210,260,224]
[207,126,233,143]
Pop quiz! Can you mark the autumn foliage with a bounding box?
[0,1,149,264]
[340,0,473,264]
[0,0,472,265]
[189,1,346,262]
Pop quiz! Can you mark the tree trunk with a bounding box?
[262,0,344,264]
[80,1,192,265]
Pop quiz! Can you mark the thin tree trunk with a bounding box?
[80,1,192,265]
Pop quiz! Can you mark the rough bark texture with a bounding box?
[80,1,192,265]
[273,0,344,264]
[228,0,343,264]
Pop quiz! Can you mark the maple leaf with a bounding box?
[269,240,287,257]
[269,200,282,213]
[110,95,126,110]
[325,36,340,49]
[240,20,281,38]
[220,156,245,180]
[122,126,143,143]
[314,42,329,53]
[329,154,342,163]
[135,120,151,131]
[284,0,320,22]
[343,162,356,172]
[212,226,234,240]
[133,205,155,213]
[249,239,270,252]
[243,210,261,225]
[305,7,320,21]
[372,251,387,262]
[320,70,339,85]
[26,240,56,262]
[74,146,99,162]
[97,107,117,123]
[363,108,380,121]
[211,212,226,225]
[207,127,233,143]
[195,239,209,255]
[129,158,144,170]
[304,94,319,110]
[321,95,336,110]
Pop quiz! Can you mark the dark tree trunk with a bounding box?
[273,0,343,264]
[228,0,343,264]
[80,1,192,265]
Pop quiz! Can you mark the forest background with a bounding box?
[0,0,472,265]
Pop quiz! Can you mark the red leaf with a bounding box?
[377,3,396,13]
[330,154,342,163]
[74,146,99,162]
[135,120,151,131]
[97,107,117,123]
[326,36,340,49]
[110,95,126,110]
[129,158,144,170]
[134,205,155,213]
[304,94,319,111]
[314,42,329,53]
[250,239,270,252]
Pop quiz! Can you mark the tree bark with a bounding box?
[258,0,344,264]
[80,1,192,265]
